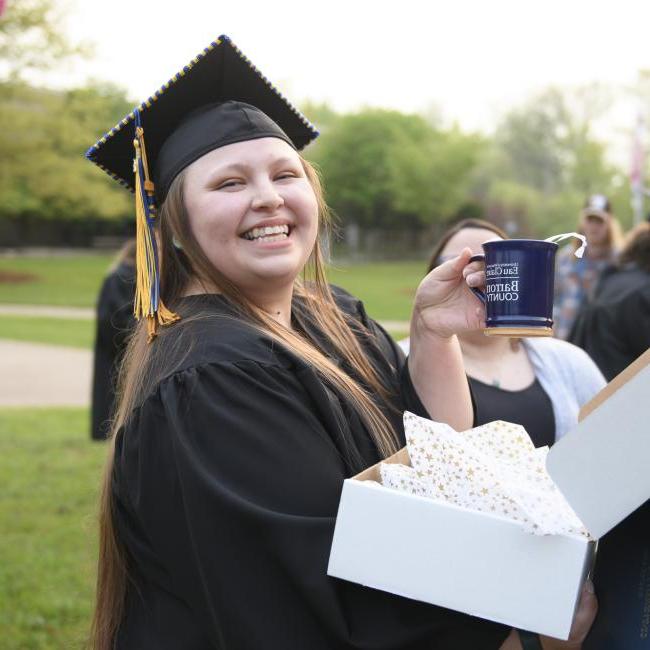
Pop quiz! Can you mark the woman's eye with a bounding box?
[275,172,297,181]
[216,179,243,190]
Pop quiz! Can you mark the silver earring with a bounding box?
[172,236,183,250]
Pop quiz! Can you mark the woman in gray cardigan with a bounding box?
[401,219,606,445]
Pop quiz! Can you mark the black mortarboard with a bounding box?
[85,35,318,340]
[86,35,318,200]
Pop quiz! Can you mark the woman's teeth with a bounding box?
[243,225,290,241]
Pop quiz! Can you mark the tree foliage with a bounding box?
[0,0,130,227]
[0,0,90,80]
[0,80,132,221]
[470,85,625,236]
[309,109,483,229]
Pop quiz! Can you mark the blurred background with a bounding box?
[1,0,650,647]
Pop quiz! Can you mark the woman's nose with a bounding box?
[251,181,284,211]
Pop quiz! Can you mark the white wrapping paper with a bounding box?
[380,412,590,537]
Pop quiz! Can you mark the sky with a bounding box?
[54,0,650,162]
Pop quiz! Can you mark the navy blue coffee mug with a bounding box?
[469,239,559,337]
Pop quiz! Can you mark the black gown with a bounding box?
[569,263,650,380]
[112,289,510,649]
[91,261,136,440]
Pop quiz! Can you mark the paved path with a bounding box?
[0,304,94,319]
[0,305,409,407]
[0,305,410,330]
[0,305,410,333]
[0,339,92,407]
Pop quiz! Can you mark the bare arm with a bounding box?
[408,248,485,430]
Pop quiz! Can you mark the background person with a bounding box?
[400,219,606,445]
[90,238,136,441]
[569,222,650,380]
[553,195,623,340]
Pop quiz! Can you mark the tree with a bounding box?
[0,80,133,221]
[0,0,90,81]
[471,85,621,236]
[495,86,616,195]
[309,109,483,230]
[496,88,569,195]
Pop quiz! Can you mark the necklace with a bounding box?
[465,338,522,389]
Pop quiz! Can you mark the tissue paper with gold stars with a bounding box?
[380,412,589,537]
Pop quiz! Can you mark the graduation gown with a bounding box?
[91,261,136,440]
[569,264,650,380]
[112,289,510,649]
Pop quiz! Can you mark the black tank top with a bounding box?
[469,377,556,448]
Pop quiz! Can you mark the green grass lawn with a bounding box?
[327,261,423,321]
[0,254,424,322]
[0,255,113,307]
[0,408,106,650]
[0,316,94,349]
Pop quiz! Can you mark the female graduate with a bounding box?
[87,36,595,650]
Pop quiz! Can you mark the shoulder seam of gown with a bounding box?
[130,357,297,418]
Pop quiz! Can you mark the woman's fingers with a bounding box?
[462,254,485,279]
[452,247,473,273]
[465,271,485,288]
[568,580,598,643]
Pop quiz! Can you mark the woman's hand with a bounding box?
[540,580,598,649]
[411,247,485,340]
[500,581,598,649]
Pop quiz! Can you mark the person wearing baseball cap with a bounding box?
[553,194,623,339]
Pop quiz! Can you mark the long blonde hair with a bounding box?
[90,156,400,649]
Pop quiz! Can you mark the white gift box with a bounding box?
[328,350,650,639]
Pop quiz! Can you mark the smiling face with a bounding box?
[182,137,319,297]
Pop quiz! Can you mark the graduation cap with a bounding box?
[85,35,318,340]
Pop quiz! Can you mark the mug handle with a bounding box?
[468,253,486,304]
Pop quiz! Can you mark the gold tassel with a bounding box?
[157,301,181,325]
[132,126,180,343]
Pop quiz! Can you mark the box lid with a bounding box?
[546,349,650,539]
